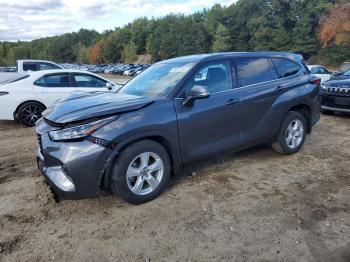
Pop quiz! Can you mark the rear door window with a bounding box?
[236,58,278,86]
[43,74,71,87]
[271,58,301,78]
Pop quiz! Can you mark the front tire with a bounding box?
[272,111,307,155]
[110,140,171,204]
[17,102,46,127]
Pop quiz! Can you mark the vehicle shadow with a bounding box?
[166,143,273,191]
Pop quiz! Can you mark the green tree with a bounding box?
[0,44,5,66]
[212,24,231,52]
[7,45,30,65]
[73,43,88,64]
[122,42,137,63]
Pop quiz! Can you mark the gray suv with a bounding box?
[36,52,321,204]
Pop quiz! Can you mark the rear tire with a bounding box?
[272,111,307,155]
[17,102,46,127]
[110,140,171,204]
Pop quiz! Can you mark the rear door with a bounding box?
[174,60,243,162]
[72,73,117,93]
[235,57,284,146]
[33,73,77,107]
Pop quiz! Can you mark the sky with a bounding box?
[0,0,236,42]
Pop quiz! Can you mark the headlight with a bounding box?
[49,116,117,141]
[321,85,327,91]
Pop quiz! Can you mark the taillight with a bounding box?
[0,91,9,96]
[309,77,321,85]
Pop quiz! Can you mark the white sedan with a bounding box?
[0,70,120,126]
[307,65,332,83]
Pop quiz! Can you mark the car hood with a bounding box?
[43,91,153,125]
[330,75,349,80]
[323,79,350,87]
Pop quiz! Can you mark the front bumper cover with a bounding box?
[36,132,113,200]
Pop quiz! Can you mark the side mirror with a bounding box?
[183,85,210,106]
[106,82,113,90]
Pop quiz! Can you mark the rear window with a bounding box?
[0,74,29,85]
[236,58,278,86]
[271,58,301,78]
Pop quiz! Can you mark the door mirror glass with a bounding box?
[189,85,210,98]
[183,85,210,106]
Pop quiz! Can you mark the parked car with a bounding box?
[320,79,350,114]
[0,59,62,83]
[330,68,350,80]
[35,52,321,204]
[0,67,16,72]
[0,70,120,126]
[307,65,331,83]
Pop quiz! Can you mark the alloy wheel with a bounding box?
[20,104,43,126]
[285,119,304,149]
[126,152,164,195]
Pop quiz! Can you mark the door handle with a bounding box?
[225,99,239,106]
[275,85,288,92]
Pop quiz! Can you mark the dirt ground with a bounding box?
[0,111,349,261]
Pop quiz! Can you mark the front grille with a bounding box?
[37,134,43,153]
[327,86,350,97]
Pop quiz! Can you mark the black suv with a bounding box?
[36,52,321,204]
[320,79,350,114]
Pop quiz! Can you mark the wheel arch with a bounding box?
[287,104,312,133]
[14,100,47,120]
[99,133,183,190]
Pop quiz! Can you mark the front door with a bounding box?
[72,73,118,92]
[174,60,243,162]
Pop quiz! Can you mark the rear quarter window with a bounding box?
[34,77,46,87]
[271,58,301,78]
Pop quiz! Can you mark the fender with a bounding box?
[97,130,184,190]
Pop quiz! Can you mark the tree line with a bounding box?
[0,0,349,67]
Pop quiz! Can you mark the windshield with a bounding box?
[339,63,350,72]
[343,69,350,76]
[119,62,195,98]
